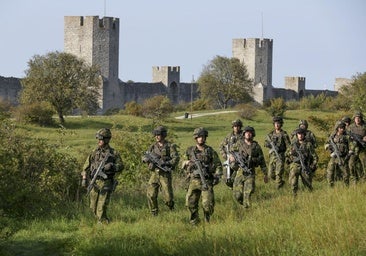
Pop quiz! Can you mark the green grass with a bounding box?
[1,109,365,255]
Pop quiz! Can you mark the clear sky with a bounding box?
[1,0,365,89]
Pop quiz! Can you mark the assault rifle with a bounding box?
[143,151,172,173]
[191,153,209,191]
[292,142,312,187]
[328,135,343,166]
[266,135,282,163]
[230,151,252,175]
[350,132,366,149]
[86,153,111,196]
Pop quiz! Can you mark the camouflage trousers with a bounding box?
[289,163,313,195]
[147,170,174,215]
[348,150,366,184]
[89,179,113,221]
[185,178,214,224]
[268,153,286,189]
[232,171,255,208]
[326,157,349,186]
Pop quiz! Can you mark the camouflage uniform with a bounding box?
[219,119,243,187]
[286,128,318,196]
[348,112,366,183]
[143,126,179,216]
[325,121,350,187]
[184,128,222,225]
[291,120,318,148]
[232,126,268,208]
[82,128,124,223]
[264,116,291,189]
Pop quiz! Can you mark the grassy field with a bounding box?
[1,109,366,255]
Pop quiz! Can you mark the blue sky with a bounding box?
[1,0,365,89]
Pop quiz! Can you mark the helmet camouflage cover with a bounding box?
[231,119,243,127]
[243,126,256,137]
[153,126,168,136]
[96,128,112,140]
[298,120,308,129]
[193,127,208,139]
[273,116,283,124]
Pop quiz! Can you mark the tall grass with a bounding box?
[1,109,364,255]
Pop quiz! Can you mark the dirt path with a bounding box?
[175,110,238,119]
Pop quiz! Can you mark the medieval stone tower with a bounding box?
[64,16,122,111]
[152,66,180,104]
[232,38,273,103]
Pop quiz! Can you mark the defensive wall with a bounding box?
[0,15,346,110]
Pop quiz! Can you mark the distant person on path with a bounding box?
[81,128,124,224]
[286,128,318,196]
[325,121,350,187]
[219,119,244,188]
[264,116,291,189]
[231,126,268,208]
[183,127,222,225]
[142,126,179,216]
[348,112,366,183]
[291,120,318,148]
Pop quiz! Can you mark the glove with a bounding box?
[104,162,114,172]
[81,178,87,187]
[142,156,149,163]
[330,152,336,158]
[348,150,354,156]
[158,159,166,166]
[148,163,155,170]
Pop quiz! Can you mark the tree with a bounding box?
[142,95,174,123]
[339,72,366,111]
[20,51,101,123]
[197,56,253,109]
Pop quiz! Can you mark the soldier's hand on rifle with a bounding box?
[263,175,269,183]
[213,174,220,186]
[330,152,336,158]
[348,150,354,156]
[81,178,87,187]
[104,163,114,171]
[229,155,235,163]
[142,155,149,163]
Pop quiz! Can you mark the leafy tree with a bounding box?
[197,56,253,109]
[20,51,101,123]
[142,95,174,123]
[339,72,366,111]
[266,97,287,117]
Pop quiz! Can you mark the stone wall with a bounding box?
[0,76,21,104]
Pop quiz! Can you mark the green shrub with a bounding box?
[12,102,55,126]
[266,97,287,117]
[124,101,142,116]
[235,103,257,120]
[142,95,174,121]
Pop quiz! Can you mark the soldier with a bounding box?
[183,127,222,225]
[348,112,366,183]
[291,120,318,148]
[142,126,179,216]
[219,119,243,188]
[81,128,124,224]
[286,128,318,196]
[231,126,268,208]
[325,121,350,187]
[264,116,291,189]
[341,116,352,133]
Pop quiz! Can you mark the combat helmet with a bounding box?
[352,111,363,120]
[153,126,168,137]
[96,128,112,140]
[335,121,346,130]
[193,127,208,139]
[298,120,308,129]
[231,119,243,128]
[294,128,306,135]
[341,116,351,124]
[273,116,284,124]
[243,126,256,137]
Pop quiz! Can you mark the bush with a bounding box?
[0,119,80,218]
[142,95,174,121]
[13,102,55,126]
[124,101,142,116]
[266,97,287,117]
[235,103,258,120]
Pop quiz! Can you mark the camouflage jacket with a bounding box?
[325,134,350,157]
[349,123,366,151]
[291,129,318,148]
[82,145,124,180]
[264,129,291,154]
[185,144,223,178]
[147,141,180,168]
[237,139,267,175]
[286,140,318,170]
[219,131,243,160]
